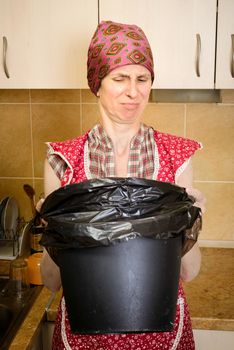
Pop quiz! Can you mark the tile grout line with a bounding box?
[29,89,35,189]
[0,177,43,180]
[198,239,234,248]
[194,180,234,183]
[217,102,234,106]
[0,102,96,105]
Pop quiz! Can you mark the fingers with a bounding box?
[186,187,206,213]
[35,198,47,226]
[35,198,45,213]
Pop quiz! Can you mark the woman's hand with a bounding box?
[36,196,61,291]
[176,159,205,282]
[186,187,206,214]
[39,159,62,292]
[36,198,45,212]
[40,249,61,292]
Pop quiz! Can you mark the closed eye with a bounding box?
[137,75,151,82]
[112,74,128,82]
[111,73,151,82]
[113,77,125,82]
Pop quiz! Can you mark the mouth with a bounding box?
[122,103,140,110]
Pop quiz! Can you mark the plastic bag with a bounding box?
[40,178,202,257]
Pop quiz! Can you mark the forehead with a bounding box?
[109,64,151,76]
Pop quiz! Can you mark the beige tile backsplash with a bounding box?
[186,104,234,181]
[142,104,185,136]
[32,104,82,177]
[0,89,233,243]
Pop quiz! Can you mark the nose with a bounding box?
[126,79,138,98]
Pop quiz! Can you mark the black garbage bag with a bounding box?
[40,177,201,255]
[40,178,202,334]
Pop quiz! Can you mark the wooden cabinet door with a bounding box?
[99,0,217,89]
[0,0,98,88]
[0,0,31,88]
[29,0,98,88]
[216,0,234,88]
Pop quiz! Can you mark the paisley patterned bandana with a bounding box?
[87,20,154,95]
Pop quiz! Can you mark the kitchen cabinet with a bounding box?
[1,0,233,89]
[0,0,98,88]
[100,0,217,89]
[216,0,234,88]
[0,0,31,87]
[100,0,234,89]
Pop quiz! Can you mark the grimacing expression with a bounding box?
[97,65,152,125]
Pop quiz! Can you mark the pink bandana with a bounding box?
[87,21,154,96]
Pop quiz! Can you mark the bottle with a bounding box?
[25,252,43,286]
[30,212,44,254]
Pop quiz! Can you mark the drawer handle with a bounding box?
[3,36,10,79]
[195,33,201,77]
[231,34,234,78]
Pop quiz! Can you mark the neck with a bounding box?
[101,119,141,156]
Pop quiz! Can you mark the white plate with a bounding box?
[0,197,9,238]
[1,197,19,239]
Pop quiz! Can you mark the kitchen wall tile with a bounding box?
[194,182,234,241]
[81,104,101,134]
[186,104,234,181]
[31,89,81,103]
[0,179,34,222]
[220,89,234,104]
[32,104,81,177]
[0,105,32,177]
[0,89,29,103]
[142,103,185,136]
[81,89,98,103]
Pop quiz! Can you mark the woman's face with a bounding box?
[97,65,152,125]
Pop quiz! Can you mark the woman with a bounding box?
[41,21,205,349]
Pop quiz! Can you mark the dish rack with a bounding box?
[0,218,25,259]
[0,196,22,259]
[0,236,19,258]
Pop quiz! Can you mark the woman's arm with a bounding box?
[40,159,62,292]
[176,159,205,282]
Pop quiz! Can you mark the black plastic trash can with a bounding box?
[40,178,201,334]
[57,236,182,334]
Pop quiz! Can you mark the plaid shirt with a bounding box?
[88,124,155,179]
[47,123,155,180]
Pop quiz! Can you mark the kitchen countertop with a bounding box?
[2,247,234,349]
[7,287,50,350]
[183,247,234,331]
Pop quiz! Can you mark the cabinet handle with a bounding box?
[231,34,234,78]
[195,34,201,77]
[3,36,10,79]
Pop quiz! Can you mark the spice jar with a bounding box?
[26,252,43,285]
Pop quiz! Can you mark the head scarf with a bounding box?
[87,20,154,96]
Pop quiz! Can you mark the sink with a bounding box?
[0,304,14,339]
[0,278,42,349]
